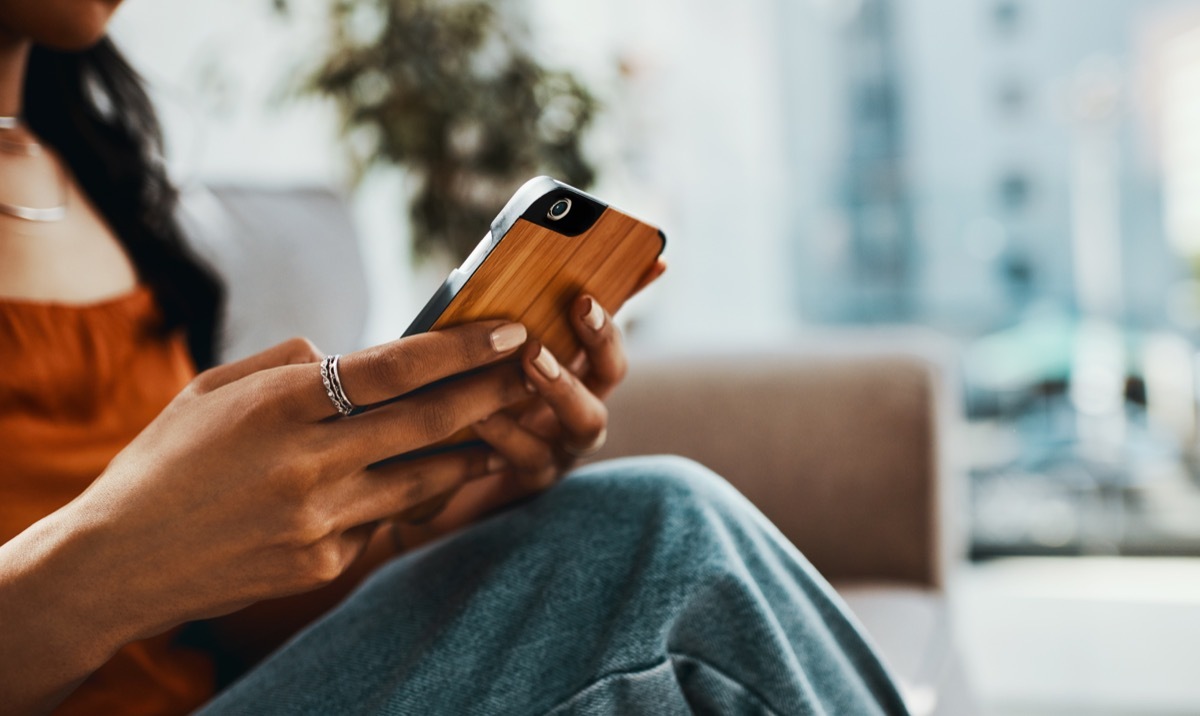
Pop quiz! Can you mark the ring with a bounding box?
[562,428,607,458]
[319,354,356,416]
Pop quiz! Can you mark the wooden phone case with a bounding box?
[390,178,663,522]
[403,176,666,448]
[428,210,663,360]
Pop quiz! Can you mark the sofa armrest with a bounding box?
[597,341,956,589]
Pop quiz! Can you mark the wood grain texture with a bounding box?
[432,208,664,361]
[412,208,664,456]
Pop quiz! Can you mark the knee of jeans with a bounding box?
[565,454,745,523]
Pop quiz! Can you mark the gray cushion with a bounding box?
[179,185,369,363]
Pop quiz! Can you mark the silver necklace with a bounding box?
[0,192,67,222]
[0,115,68,223]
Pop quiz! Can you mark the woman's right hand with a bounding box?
[0,320,530,699]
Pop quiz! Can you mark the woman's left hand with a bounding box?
[474,291,624,489]
[391,259,665,547]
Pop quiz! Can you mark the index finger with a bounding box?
[295,321,527,420]
[192,337,322,395]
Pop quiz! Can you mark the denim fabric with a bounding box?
[197,456,909,716]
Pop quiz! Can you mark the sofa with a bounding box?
[599,345,974,715]
[180,185,975,715]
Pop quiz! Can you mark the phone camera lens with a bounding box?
[547,197,572,221]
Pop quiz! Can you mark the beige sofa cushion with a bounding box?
[599,348,947,588]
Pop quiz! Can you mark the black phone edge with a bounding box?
[401,176,666,338]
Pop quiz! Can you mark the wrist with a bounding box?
[0,503,151,682]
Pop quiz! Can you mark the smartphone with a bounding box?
[403,176,666,365]
[391,177,664,521]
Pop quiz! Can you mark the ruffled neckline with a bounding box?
[0,284,152,313]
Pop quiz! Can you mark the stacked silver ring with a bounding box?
[319,354,356,416]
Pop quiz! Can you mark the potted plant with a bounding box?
[279,0,598,261]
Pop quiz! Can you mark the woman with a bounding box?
[0,2,909,715]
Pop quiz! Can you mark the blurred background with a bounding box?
[111,0,1200,713]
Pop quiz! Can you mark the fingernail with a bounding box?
[582,297,605,332]
[532,345,562,380]
[490,323,527,353]
[487,454,509,473]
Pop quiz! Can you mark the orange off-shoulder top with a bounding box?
[0,286,216,715]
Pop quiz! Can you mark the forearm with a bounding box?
[0,504,146,715]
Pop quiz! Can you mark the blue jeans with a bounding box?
[197,456,909,715]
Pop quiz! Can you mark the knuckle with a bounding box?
[179,375,209,400]
[186,363,232,397]
[285,336,322,363]
[283,501,335,548]
[453,327,489,364]
[298,540,346,587]
[400,473,428,505]
[362,349,399,395]
[418,401,460,441]
[365,345,426,397]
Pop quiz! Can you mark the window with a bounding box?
[992,1,1022,37]
[996,78,1028,116]
[998,171,1032,211]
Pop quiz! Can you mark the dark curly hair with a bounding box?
[23,37,223,369]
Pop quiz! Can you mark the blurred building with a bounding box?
[782,0,1198,335]
[779,0,914,323]
[112,0,1200,346]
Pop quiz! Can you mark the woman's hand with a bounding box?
[393,259,667,546]
[476,292,627,487]
[0,321,531,712]
[87,321,534,627]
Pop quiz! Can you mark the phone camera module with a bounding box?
[546,197,573,221]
